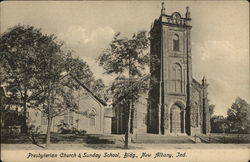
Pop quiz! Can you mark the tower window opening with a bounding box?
[173,34,179,51]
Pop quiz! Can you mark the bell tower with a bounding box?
[148,3,192,135]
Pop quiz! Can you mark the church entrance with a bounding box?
[170,104,184,134]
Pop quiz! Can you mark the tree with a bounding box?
[0,25,56,133]
[0,25,97,147]
[98,31,149,77]
[97,31,150,148]
[32,46,96,147]
[210,115,228,133]
[227,97,250,134]
[91,79,106,100]
[64,53,95,89]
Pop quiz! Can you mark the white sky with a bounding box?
[1,1,249,116]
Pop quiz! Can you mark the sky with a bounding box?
[1,1,249,116]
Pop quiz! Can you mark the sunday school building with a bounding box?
[112,5,211,136]
[27,84,114,134]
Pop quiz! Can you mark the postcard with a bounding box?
[1,1,249,162]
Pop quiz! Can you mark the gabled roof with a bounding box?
[70,75,107,106]
[0,86,11,105]
[0,86,6,97]
[192,78,203,89]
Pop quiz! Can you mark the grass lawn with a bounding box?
[1,132,88,144]
[2,143,250,150]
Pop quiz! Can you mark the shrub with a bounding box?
[27,124,42,144]
[57,122,86,135]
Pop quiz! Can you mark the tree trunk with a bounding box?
[21,99,28,134]
[46,116,52,147]
[45,93,52,147]
[46,73,53,147]
[124,102,131,149]
[124,55,132,149]
[124,131,129,149]
[129,103,134,134]
[46,52,53,148]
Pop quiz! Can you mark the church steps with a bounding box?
[132,134,195,144]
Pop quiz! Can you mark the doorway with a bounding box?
[170,104,184,134]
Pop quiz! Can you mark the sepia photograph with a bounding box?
[0,1,249,162]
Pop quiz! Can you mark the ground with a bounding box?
[2,133,250,150]
[1,143,250,150]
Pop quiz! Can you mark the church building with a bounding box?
[148,4,210,136]
[27,79,114,135]
[112,4,211,136]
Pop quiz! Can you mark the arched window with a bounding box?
[173,34,179,51]
[69,111,74,125]
[172,63,182,92]
[89,110,96,127]
[63,110,74,125]
[41,112,47,125]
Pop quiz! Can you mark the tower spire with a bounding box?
[185,6,191,19]
[161,2,166,15]
[202,76,208,86]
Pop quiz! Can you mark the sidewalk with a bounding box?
[133,143,250,149]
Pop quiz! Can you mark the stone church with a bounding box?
[112,4,211,136]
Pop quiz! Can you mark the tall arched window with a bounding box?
[172,63,182,92]
[41,112,47,125]
[63,110,74,125]
[195,102,199,127]
[173,34,179,51]
[89,110,96,127]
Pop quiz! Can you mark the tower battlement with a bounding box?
[151,3,192,31]
[160,12,191,27]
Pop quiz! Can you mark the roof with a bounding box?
[70,75,107,106]
[192,78,203,89]
[0,86,6,97]
[0,86,12,105]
